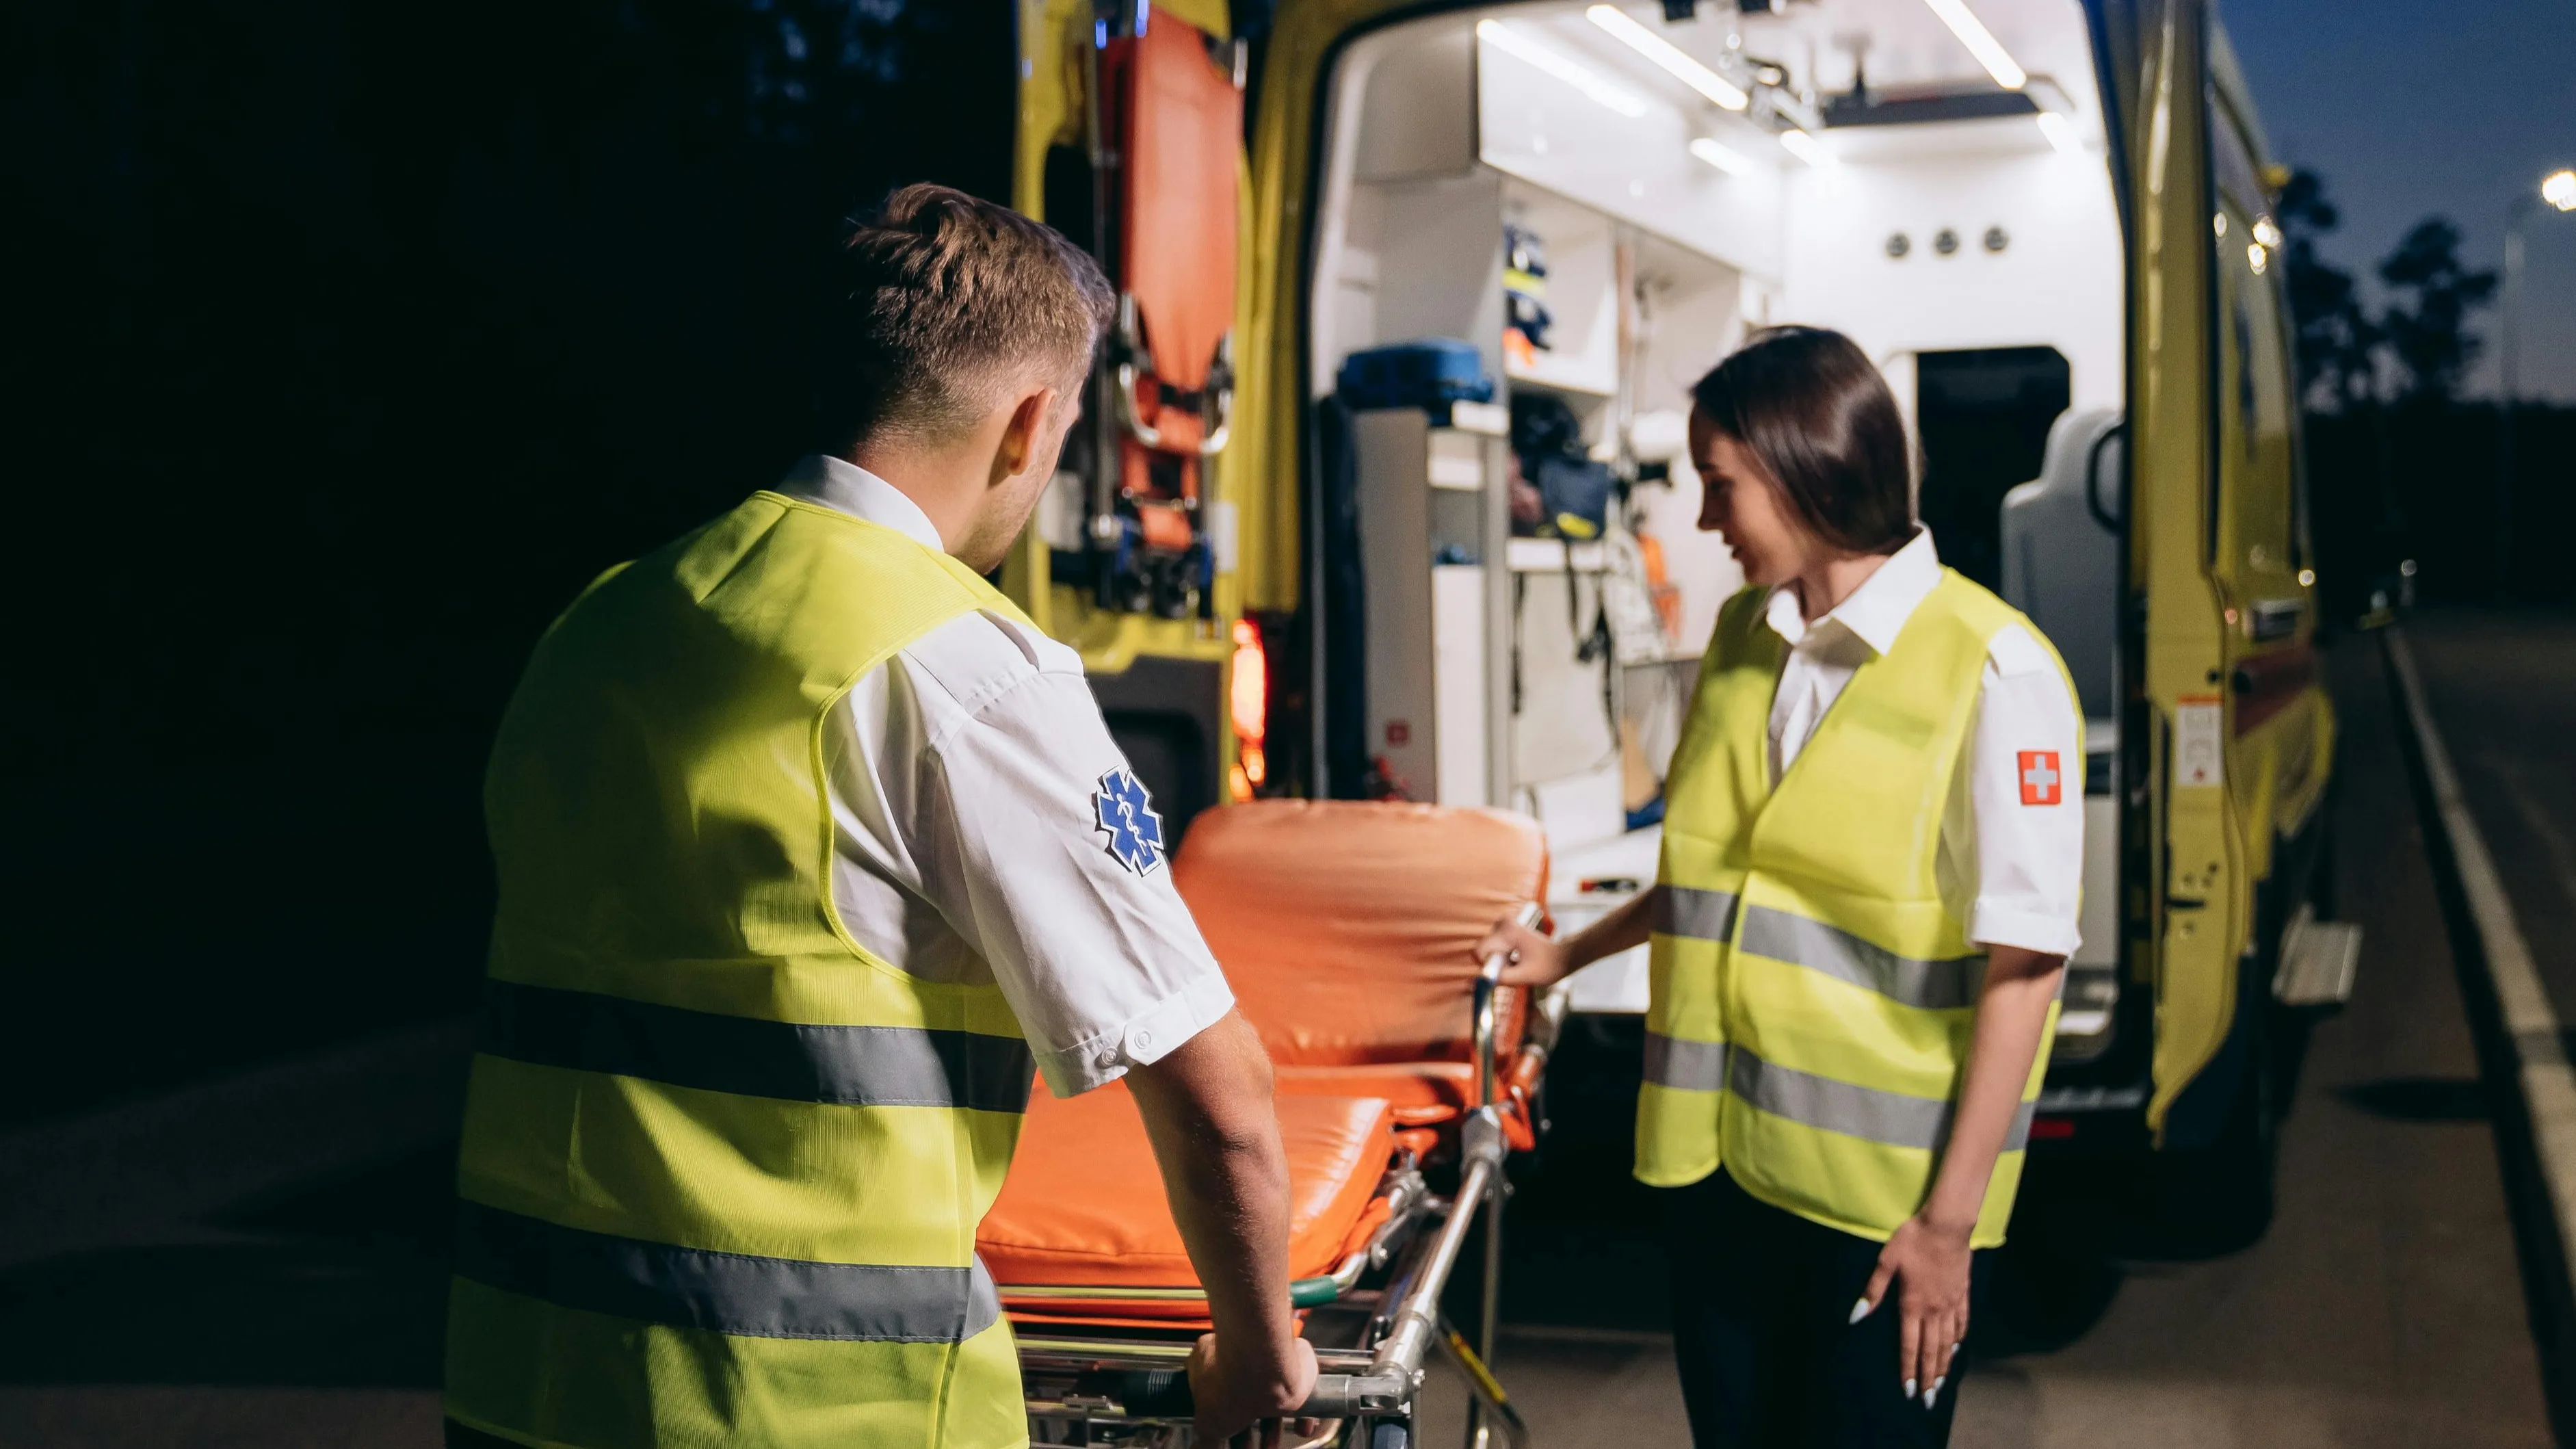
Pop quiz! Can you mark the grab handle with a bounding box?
[2084,421,2127,533]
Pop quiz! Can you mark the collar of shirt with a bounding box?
[775,454,945,553]
[1761,527,1943,658]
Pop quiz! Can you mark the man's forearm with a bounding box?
[1127,1013,1301,1374]
[1921,945,2064,1232]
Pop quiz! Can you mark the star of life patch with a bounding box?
[2017,750,2063,807]
[1092,767,1167,875]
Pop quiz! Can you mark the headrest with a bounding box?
[1173,801,1549,1065]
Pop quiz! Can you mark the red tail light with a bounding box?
[1228,617,1267,800]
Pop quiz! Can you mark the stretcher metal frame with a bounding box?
[1011,924,1566,1448]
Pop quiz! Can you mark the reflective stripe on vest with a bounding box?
[479,978,1036,1112]
[454,1200,1004,1344]
[1640,1034,2036,1153]
[1638,570,2076,1249]
[1657,891,1986,1012]
[449,494,1040,1449]
[1657,885,1742,941]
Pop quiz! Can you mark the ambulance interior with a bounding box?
[1309,0,2126,1052]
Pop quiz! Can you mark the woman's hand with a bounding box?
[1475,914,1568,988]
[1854,1211,1972,1409]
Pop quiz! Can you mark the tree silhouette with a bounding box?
[2378,218,2498,404]
[2275,169,2379,412]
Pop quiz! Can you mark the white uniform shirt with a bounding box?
[775,454,1235,1097]
[1763,528,2084,958]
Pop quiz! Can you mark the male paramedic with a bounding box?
[443,183,1316,1449]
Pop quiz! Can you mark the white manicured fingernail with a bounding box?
[1926,1376,1945,1407]
[1904,1379,1917,1398]
[1849,1296,1874,1324]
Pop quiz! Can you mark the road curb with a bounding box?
[2385,627,2576,1435]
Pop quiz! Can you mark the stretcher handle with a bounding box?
[1474,902,1546,1110]
[1097,1369,1404,1421]
[1109,1368,1194,1420]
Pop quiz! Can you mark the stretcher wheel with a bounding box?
[1369,1423,1409,1449]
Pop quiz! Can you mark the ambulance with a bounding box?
[1008,0,2345,1227]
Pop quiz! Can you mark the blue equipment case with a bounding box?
[1335,339,1495,416]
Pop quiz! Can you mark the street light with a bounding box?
[2497,168,2576,598]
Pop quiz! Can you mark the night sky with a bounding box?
[2225,0,2576,402]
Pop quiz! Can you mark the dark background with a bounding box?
[3,1,2568,1130]
[3,0,1013,1126]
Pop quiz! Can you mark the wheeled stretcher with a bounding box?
[977,801,1565,1447]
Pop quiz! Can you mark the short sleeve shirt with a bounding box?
[777,454,1236,1097]
[1763,529,2085,958]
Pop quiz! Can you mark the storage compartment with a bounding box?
[1352,407,1509,806]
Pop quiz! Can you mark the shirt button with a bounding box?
[1128,1026,1155,1055]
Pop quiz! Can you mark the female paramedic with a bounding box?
[1482,326,2081,1447]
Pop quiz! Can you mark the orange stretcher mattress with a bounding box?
[1271,1061,1481,1125]
[979,1080,1396,1311]
[1175,801,1547,1100]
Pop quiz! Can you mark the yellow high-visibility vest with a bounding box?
[447,492,1036,1449]
[1638,570,2076,1249]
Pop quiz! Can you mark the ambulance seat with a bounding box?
[1172,800,1549,1123]
[977,1080,1395,1321]
[2000,408,2123,721]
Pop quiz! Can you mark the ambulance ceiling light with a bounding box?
[1919,0,2027,91]
[2022,78,2078,156]
[1588,5,1750,112]
[1778,129,1835,167]
[1690,137,1754,175]
[1477,20,1651,118]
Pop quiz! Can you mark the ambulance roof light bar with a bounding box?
[1476,19,1651,118]
[1587,5,1750,112]
[1919,0,2027,91]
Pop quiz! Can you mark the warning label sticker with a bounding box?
[2175,694,2224,788]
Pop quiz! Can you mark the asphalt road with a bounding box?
[2404,611,2576,1057]
[1,610,2568,1448]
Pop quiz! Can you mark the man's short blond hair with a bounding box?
[818,183,1114,454]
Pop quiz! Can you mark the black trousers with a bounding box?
[1664,1168,1988,1448]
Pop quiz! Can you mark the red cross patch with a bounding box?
[2018,750,2063,806]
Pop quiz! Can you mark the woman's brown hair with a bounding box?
[1690,326,1915,556]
